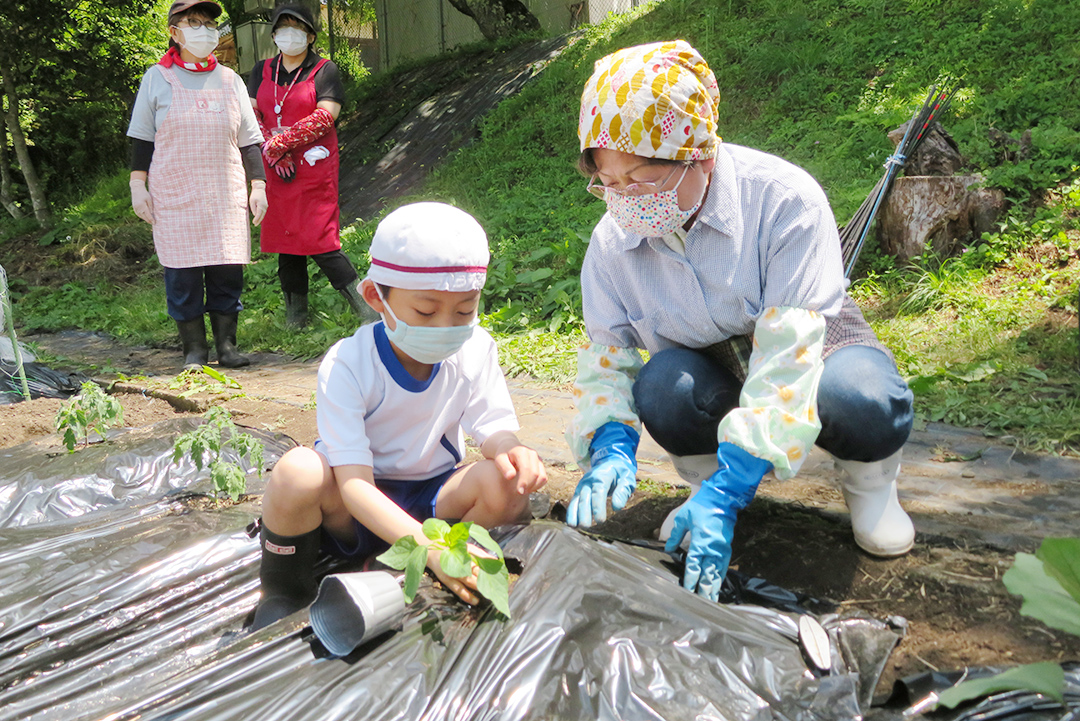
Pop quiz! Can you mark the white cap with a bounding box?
[367,202,489,292]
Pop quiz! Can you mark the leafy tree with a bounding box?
[0,0,167,224]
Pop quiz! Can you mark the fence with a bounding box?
[325,0,380,74]
[367,0,641,71]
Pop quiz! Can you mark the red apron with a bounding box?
[256,57,341,255]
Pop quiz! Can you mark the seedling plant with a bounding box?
[171,405,265,501]
[54,381,125,452]
[378,519,511,618]
[936,537,1080,709]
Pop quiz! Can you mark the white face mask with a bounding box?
[376,287,477,364]
[177,25,219,59]
[603,166,704,237]
[274,27,309,56]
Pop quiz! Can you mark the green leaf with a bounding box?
[446,521,470,548]
[948,361,997,383]
[937,662,1065,708]
[201,365,241,388]
[1021,367,1049,381]
[1003,552,1080,637]
[905,374,939,394]
[403,543,429,603]
[1036,538,1080,604]
[422,518,451,542]
[209,460,246,500]
[377,535,420,570]
[439,545,473,578]
[467,524,504,560]
[476,559,511,618]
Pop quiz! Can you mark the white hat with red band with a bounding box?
[367,202,489,292]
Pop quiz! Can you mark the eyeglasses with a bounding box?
[174,18,219,30]
[586,163,688,199]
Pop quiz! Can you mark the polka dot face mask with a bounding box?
[603,165,704,237]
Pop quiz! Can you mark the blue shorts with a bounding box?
[320,467,456,561]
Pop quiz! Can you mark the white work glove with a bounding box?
[249,181,267,226]
[129,178,154,224]
[303,145,329,166]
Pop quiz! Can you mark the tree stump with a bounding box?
[878,176,1005,263]
[887,121,965,176]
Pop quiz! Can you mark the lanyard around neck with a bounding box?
[272,54,304,122]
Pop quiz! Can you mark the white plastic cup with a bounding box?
[309,571,406,657]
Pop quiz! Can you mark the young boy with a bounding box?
[252,202,547,629]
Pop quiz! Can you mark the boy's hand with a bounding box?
[426,542,495,606]
[494,444,548,495]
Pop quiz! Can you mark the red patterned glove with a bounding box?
[263,107,334,164]
[272,151,296,182]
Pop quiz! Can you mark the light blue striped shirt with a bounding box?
[581,143,846,353]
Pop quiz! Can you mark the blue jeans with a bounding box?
[632,345,913,463]
[164,265,244,321]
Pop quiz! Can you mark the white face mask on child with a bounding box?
[376,287,477,364]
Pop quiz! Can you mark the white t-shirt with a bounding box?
[316,322,520,481]
[126,64,264,147]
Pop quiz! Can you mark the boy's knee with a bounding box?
[474,463,530,524]
[267,446,330,504]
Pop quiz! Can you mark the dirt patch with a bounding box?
[4,336,1078,702]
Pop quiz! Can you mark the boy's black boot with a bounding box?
[176,316,209,370]
[251,525,322,630]
[208,310,251,368]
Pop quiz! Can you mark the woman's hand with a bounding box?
[249,180,268,226]
[129,177,154,224]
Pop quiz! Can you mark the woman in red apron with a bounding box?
[127,0,267,369]
[249,4,373,328]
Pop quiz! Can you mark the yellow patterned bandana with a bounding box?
[579,40,721,161]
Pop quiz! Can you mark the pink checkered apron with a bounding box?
[148,66,250,269]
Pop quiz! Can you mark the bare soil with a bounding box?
[4,333,1077,703]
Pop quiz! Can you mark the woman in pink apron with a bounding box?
[127,0,267,369]
[249,4,372,328]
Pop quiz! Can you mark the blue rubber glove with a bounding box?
[665,442,773,601]
[567,422,639,527]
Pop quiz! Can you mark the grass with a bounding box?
[1,0,1078,453]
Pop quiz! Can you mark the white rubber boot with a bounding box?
[835,449,914,557]
[658,453,718,548]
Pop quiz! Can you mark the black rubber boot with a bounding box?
[251,525,322,630]
[176,317,209,370]
[208,310,251,368]
[284,292,309,328]
[337,282,380,325]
